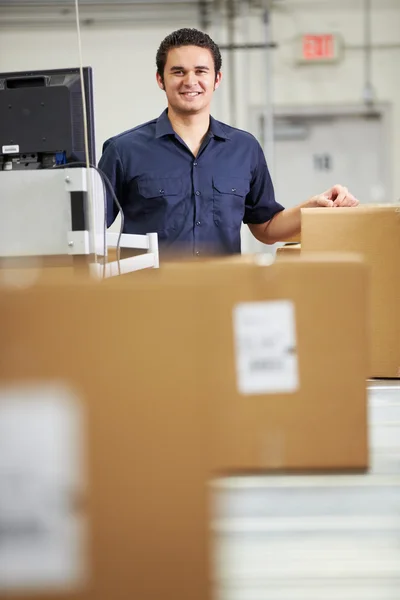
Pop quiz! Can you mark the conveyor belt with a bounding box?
[213,380,400,600]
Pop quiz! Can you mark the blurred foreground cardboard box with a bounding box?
[0,280,211,600]
[301,206,400,378]
[0,255,369,600]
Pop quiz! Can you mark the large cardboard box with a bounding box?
[111,254,370,471]
[200,256,369,472]
[301,206,400,378]
[0,255,370,599]
[0,280,211,600]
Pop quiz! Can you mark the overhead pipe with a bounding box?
[198,0,211,31]
[226,0,237,126]
[363,0,374,107]
[210,0,224,121]
[262,0,275,176]
[218,42,276,49]
[238,0,251,133]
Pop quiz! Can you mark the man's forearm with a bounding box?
[248,185,359,245]
[265,204,304,243]
[250,203,306,245]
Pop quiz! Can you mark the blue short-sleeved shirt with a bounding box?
[98,109,284,255]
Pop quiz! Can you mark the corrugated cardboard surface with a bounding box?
[276,243,301,256]
[0,282,211,600]
[301,206,400,378]
[105,255,370,471]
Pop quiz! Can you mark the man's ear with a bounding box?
[214,71,222,91]
[156,72,165,91]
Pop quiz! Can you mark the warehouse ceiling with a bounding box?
[0,0,201,4]
[0,0,211,27]
[0,0,397,28]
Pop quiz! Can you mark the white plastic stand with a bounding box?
[0,167,159,277]
[91,232,159,278]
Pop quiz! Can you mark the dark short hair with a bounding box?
[156,28,222,81]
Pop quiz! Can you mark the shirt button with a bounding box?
[159,189,165,194]
[195,190,201,196]
[231,188,236,192]
[193,162,198,166]
[196,221,201,226]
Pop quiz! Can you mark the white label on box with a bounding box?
[2,144,19,154]
[233,300,298,394]
[0,383,85,590]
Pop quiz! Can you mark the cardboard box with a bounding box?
[301,206,400,378]
[276,243,301,256]
[199,256,369,472]
[0,280,211,600]
[0,254,370,599]
[108,254,370,471]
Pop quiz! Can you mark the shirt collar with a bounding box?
[155,109,230,141]
[155,109,175,138]
[209,116,231,140]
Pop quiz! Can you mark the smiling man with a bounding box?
[99,28,358,256]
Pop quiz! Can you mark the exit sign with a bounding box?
[295,34,343,64]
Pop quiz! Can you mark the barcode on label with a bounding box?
[249,359,285,372]
[0,519,48,542]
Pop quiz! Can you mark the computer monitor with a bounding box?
[0,66,96,170]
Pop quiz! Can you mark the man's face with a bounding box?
[156,45,222,115]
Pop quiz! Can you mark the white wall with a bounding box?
[213,1,400,198]
[0,0,399,196]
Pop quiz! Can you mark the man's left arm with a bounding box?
[248,184,359,245]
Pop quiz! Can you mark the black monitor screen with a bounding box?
[0,66,95,169]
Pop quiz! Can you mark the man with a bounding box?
[99,28,358,256]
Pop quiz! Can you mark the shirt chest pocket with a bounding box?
[136,177,185,232]
[212,176,250,229]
